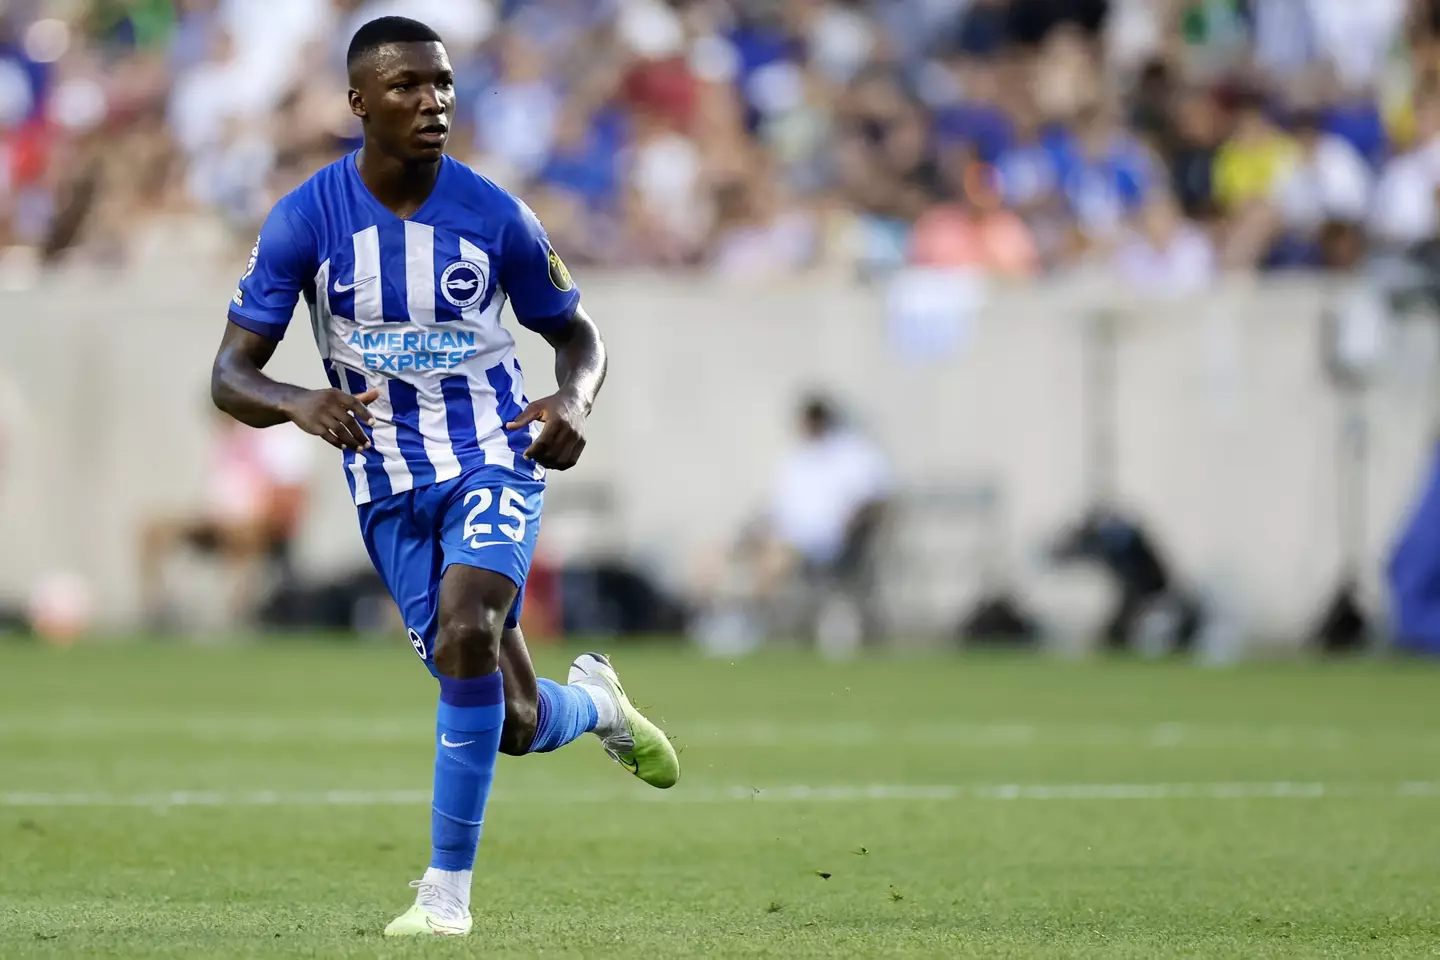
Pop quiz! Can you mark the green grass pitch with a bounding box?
[1,638,1438,958]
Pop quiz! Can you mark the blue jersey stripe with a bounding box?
[441,375,481,466]
[328,253,358,322]
[432,229,464,324]
[344,367,392,500]
[377,218,410,323]
[512,357,530,407]
[387,380,436,488]
[323,361,358,502]
[485,361,534,465]
[458,237,498,318]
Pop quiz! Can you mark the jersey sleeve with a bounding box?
[227,198,318,341]
[499,198,581,333]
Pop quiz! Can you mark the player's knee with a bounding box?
[498,695,538,756]
[433,607,506,678]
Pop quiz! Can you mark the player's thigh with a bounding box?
[435,563,519,637]
[357,493,443,672]
[437,465,544,630]
[434,564,519,677]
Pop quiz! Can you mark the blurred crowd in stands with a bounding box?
[2,0,1439,284]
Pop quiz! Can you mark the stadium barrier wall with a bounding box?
[2,268,1437,644]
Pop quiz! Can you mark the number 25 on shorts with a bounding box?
[463,487,527,547]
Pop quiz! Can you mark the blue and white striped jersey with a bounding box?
[228,153,580,505]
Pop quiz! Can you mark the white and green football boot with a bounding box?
[383,880,472,937]
[569,652,680,789]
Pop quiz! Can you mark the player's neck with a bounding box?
[355,147,443,219]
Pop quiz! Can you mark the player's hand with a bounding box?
[284,387,379,452]
[506,391,586,470]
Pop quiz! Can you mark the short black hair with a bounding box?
[346,16,443,70]
[800,394,838,431]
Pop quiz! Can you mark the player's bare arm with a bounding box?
[505,305,607,471]
[211,321,377,452]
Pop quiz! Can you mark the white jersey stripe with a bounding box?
[352,226,412,495]
[483,444,517,471]
[309,259,332,360]
[371,383,413,494]
[352,226,383,326]
[459,239,508,351]
[348,448,373,503]
[459,237,514,471]
[404,221,436,326]
[475,369,511,470]
[417,385,462,483]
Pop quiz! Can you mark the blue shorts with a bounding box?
[357,463,544,677]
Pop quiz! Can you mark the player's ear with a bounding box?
[349,88,366,120]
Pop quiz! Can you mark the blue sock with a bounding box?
[430,671,505,872]
[526,678,599,753]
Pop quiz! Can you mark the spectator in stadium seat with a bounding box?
[471,31,561,186]
[9,0,1438,281]
[932,59,1014,165]
[1112,188,1216,295]
[1242,107,1372,272]
[707,171,817,279]
[1055,104,1155,255]
[137,409,314,630]
[1271,108,1371,242]
[1321,89,1390,170]
[910,157,1039,277]
[995,103,1064,217]
[1166,90,1223,222]
[748,395,892,646]
[1213,94,1297,216]
[1370,95,1440,250]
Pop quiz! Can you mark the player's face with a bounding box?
[352,42,456,162]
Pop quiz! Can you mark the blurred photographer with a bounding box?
[1370,95,1440,254]
[137,408,314,631]
[758,396,890,648]
[700,395,893,654]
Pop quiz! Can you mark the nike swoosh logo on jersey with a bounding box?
[466,541,514,549]
[440,734,475,748]
[333,276,376,293]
